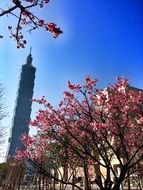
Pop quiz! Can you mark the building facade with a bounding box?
[7,52,36,159]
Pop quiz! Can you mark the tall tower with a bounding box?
[7,50,36,158]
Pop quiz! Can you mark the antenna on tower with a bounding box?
[26,47,33,65]
[30,47,32,55]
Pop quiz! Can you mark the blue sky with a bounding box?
[0,0,143,161]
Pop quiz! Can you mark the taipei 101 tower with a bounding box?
[7,49,36,159]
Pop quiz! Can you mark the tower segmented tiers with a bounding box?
[7,51,36,159]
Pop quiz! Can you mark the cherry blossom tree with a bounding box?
[0,0,63,48]
[15,77,143,190]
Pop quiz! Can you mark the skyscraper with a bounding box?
[7,51,36,158]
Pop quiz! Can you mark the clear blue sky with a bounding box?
[0,0,143,161]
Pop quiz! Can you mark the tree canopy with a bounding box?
[15,77,143,190]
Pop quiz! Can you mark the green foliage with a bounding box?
[0,162,8,175]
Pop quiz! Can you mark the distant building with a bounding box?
[7,51,36,159]
[128,85,142,92]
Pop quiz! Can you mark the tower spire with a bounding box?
[26,47,33,65]
[30,47,32,54]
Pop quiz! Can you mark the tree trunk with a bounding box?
[93,150,103,189]
[83,160,91,190]
[127,169,131,190]
[38,173,42,190]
